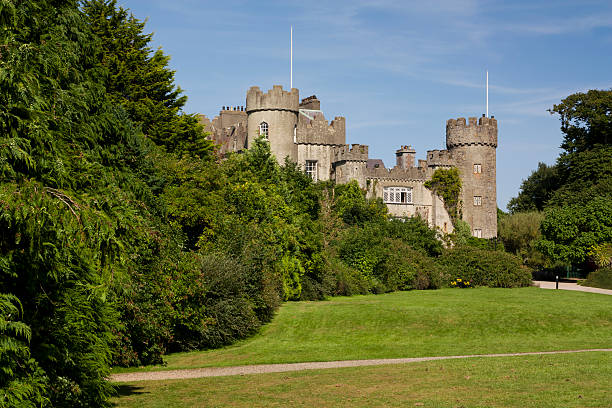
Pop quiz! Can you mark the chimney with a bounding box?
[395,145,416,169]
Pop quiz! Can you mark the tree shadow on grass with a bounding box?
[113,384,150,404]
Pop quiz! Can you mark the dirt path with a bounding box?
[534,280,612,295]
[110,348,612,383]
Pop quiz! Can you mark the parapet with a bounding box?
[219,106,247,129]
[446,115,497,149]
[366,165,426,181]
[425,149,454,168]
[198,114,247,156]
[297,112,346,145]
[246,85,299,113]
[197,114,212,130]
[333,144,369,162]
[299,95,320,110]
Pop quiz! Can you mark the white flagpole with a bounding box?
[486,70,489,118]
[290,26,293,89]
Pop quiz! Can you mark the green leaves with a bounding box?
[82,0,214,158]
[425,168,462,222]
[550,89,612,154]
[508,90,612,269]
[538,196,612,265]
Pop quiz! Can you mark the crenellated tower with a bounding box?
[332,144,369,188]
[446,116,498,238]
[246,85,299,163]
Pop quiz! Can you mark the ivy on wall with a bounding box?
[424,168,462,223]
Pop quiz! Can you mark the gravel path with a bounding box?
[534,280,612,295]
[110,348,612,383]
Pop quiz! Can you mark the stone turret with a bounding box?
[332,144,368,188]
[446,116,497,149]
[246,85,299,163]
[446,115,498,238]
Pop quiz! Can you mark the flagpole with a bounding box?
[290,26,293,89]
[486,70,489,118]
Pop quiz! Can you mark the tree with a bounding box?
[549,89,612,154]
[498,211,547,268]
[549,146,612,207]
[538,196,612,266]
[507,162,560,213]
[83,0,214,158]
[334,180,387,226]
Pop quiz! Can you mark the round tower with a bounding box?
[446,116,498,238]
[246,85,299,164]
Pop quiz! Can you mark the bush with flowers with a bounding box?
[450,278,472,288]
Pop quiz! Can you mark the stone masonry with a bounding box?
[200,86,498,238]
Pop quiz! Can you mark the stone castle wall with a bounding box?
[297,113,346,145]
[333,144,368,188]
[446,116,497,238]
[203,85,498,237]
[246,85,299,163]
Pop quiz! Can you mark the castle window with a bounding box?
[259,121,269,139]
[473,163,482,174]
[305,160,318,181]
[473,229,482,238]
[473,196,482,206]
[383,187,412,204]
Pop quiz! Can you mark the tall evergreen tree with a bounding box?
[82,0,214,158]
[0,0,180,405]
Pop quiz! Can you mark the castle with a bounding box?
[198,85,498,238]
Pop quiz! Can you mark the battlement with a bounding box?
[333,144,369,162]
[446,115,497,149]
[198,114,247,155]
[297,112,345,145]
[299,95,320,110]
[425,149,454,168]
[246,85,299,113]
[366,165,426,181]
[218,107,246,129]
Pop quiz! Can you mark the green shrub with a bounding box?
[378,240,449,290]
[580,267,612,290]
[325,256,372,296]
[335,225,448,293]
[439,247,532,288]
[196,254,262,349]
[383,217,443,257]
[334,181,387,226]
[0,294,47,408]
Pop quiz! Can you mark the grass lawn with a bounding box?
[112,352,612,407]
[112,287,612,373]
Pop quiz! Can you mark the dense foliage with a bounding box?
[580,267,612,290]
[498,211,547,269]
[82,0,214,158]
[439,247,532,288]
[0,1,538,406]
[507,163,559,213]
[508,89,612,271]
[424,168,462,221]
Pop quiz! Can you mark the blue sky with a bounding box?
[119,0,612,209]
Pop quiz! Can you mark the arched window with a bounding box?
[259,122,269,139]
